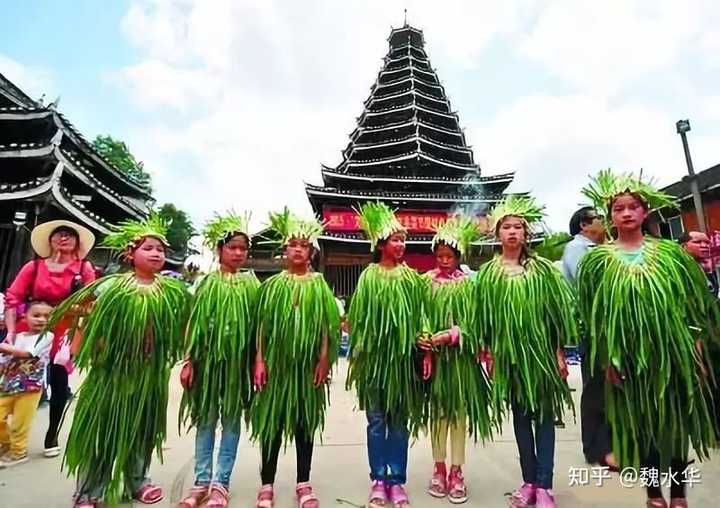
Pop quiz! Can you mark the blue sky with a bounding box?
[2,0,720,233]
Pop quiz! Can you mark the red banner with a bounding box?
[323,207,489,234]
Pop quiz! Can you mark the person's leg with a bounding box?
[580,365,611,464]
[430,418,449,464]
[511,403,538,485]
[669,457,688,500]
[449,416,466,467]
[194,421,217,487]
[295,424,314,483]
[45,364,69,449]
[260,430,283,485]
[533,412,556,490]
[8,391,42,457]
[385,416,409,486]
[0,394,14,452]
[366,409,388,482]
[643,447,663,500]
[214,418,241,489]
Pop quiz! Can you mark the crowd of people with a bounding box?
[0,168,719,508]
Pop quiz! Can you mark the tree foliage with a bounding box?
[157,203,195,257]
[534,232,572,261]
[92,134,152,190]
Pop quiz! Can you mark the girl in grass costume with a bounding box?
[419,216,493,504]
[347,202,425,508]
[252,208,339,508]
[577,169,719,508]
[178,212,260,508]
[49,214,190,507]
[474,196,576,508]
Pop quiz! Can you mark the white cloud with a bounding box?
[0,54,55,101]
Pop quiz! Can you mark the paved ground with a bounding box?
[1,361,719,507]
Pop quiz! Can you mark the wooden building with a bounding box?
[305,24,517,296]
[0,73,153,287]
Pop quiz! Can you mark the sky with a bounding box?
[2,0,720,233]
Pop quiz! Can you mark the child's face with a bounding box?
[26,303,52,333]
[219,234,249,270]
[129,237,166,274]
[285,238,312,268]
[435,244,459,272]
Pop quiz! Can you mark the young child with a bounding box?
[0,300,54,467]
[474,196,576,508]
[179,212,260,508]
[252,208,339,508]
[419,217,493,504]
[49,214,190,507]
[347,202,425,508]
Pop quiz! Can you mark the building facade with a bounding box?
[0,73,153,287]
[305,24,517,296]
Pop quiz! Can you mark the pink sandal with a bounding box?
[178,485,209,507]
[388,484,410,508]
[368,480,388,508]
[256,484,274,508]
[427,466,447,498]
[509,483,536,508]
[447,468,468,504]
[206,484,230,508]
[296,481,319,508]
[134,483,164,505]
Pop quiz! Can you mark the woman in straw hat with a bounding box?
[3,219,96,458]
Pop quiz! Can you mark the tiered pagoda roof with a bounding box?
[0,72,153,234]
[305,24,516,235]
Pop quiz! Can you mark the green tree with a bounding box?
[534,232,572,261]
[92,134,152,190]
[157,203,195,257]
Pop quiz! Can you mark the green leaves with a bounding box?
[180,270,260,428]
[250,271,340,447]
[577,238,719,468]
[474,256,577,422]
[347,263,425,429]
[50,273,190,504]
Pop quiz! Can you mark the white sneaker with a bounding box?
[43,446,61,458]
[0,453,29,468]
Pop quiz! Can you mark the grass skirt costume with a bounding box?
[474,255,577,422]
[347,262,426,428]
[577,238,719,467]
[424,271,495,440]
[50,273,189,503]
[250,270,340,447]
[180,269,260,428]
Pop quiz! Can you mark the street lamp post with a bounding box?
[676,119,706,232]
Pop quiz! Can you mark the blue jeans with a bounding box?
[366,409,409,486]
[195,417,241,488]
[512,402,555,489]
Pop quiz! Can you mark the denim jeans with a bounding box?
[366,409,409,485]
[195,417,241,488]
[512,402,555,489]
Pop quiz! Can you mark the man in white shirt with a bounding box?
[561,207,605,284]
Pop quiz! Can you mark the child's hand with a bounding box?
[556,348,569,380]
[254,359,268,391]
[416,333,433,351]
[314,355,330,387]
[422,352,433,380]
[180,360,193,390]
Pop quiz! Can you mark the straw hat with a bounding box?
[30,220,95,259]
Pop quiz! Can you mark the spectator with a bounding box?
[678,231,718,296]
[3,220,96,458]
[560,207,605,284]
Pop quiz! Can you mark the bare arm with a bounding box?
[0,343,31,358]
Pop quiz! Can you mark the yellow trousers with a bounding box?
[0,391,42,457]
[430,417,466,466]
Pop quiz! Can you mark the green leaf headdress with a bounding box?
[488,195,545,235]
[581,168,676,213]
[355,201,406,250]
[267,207,324,246]
[432,215,482,258]
[101,212,169,252]
[202,211,251,251]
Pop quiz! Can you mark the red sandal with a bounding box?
[256,484,274,508]
[206,484,230,508]
[368,480,387,508]
[178,485,209,507]
[447,467,468,504]
[427,464,447,498]
[296,481,319,508]
[134,483,164,505]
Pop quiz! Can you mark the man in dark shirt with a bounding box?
[678,231,719,296]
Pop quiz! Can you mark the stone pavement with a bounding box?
[1,361,719,507]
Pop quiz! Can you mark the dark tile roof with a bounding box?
[661,163,720,198]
